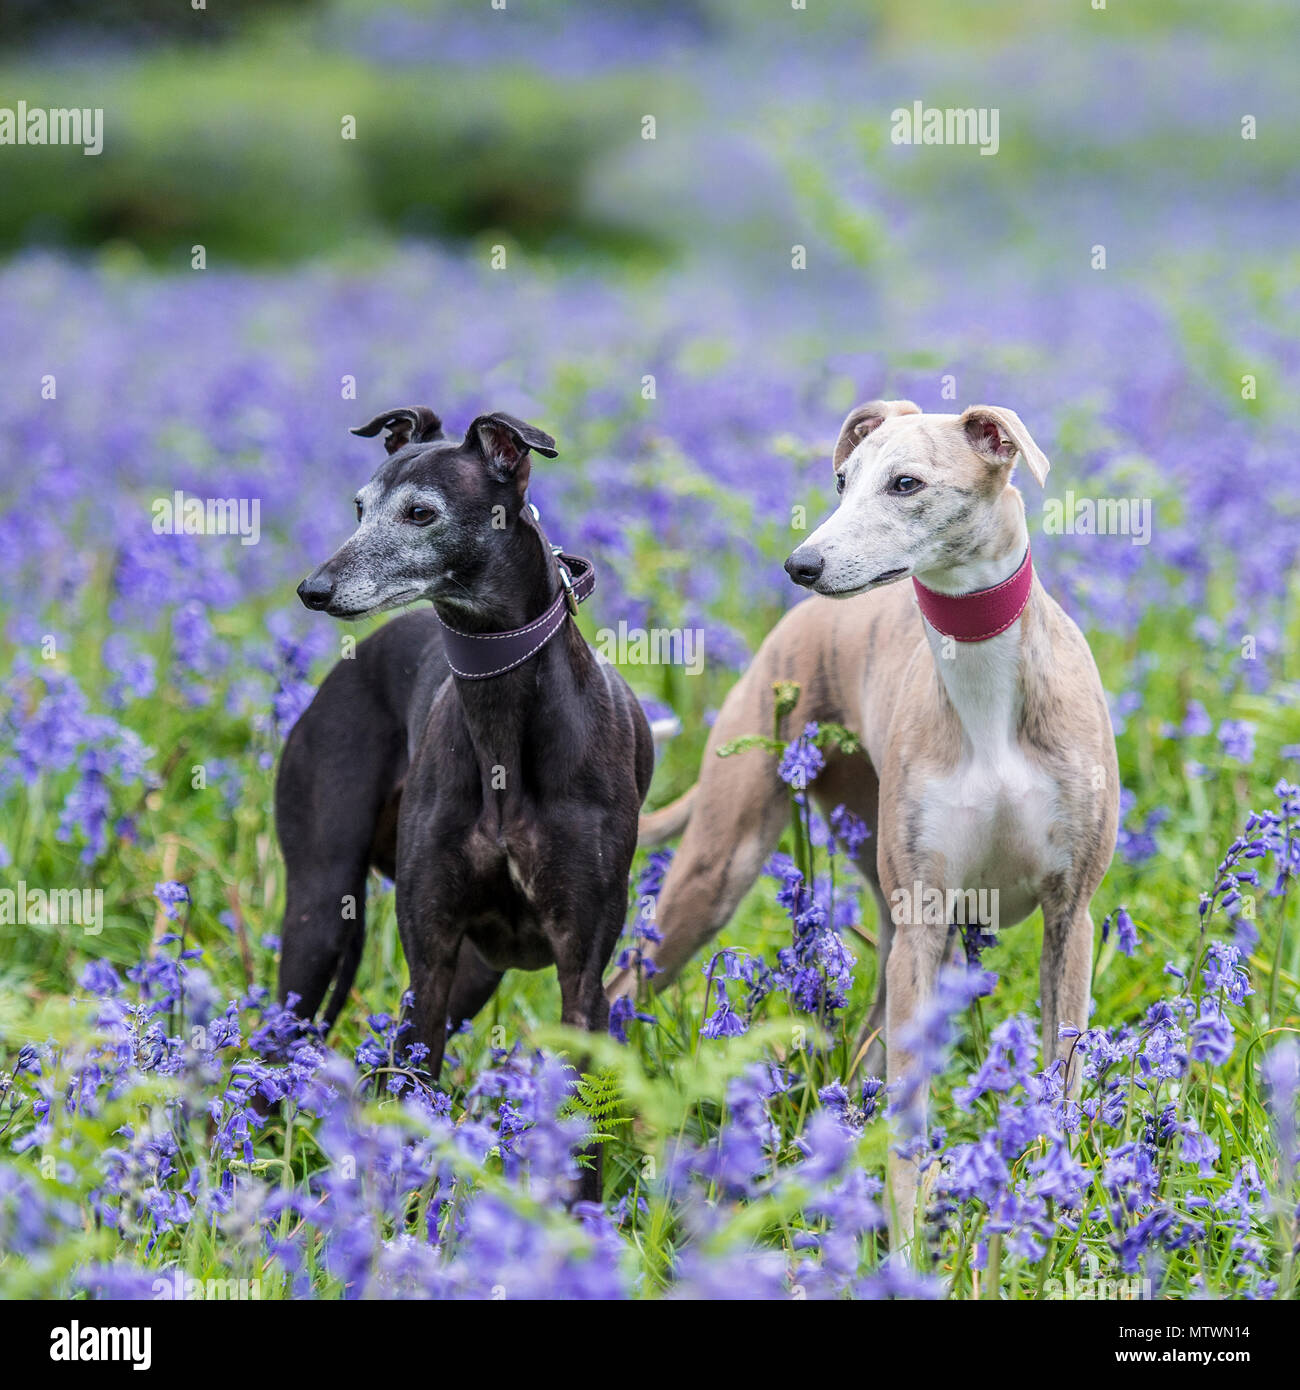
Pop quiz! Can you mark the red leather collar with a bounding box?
[912,546,1033,643]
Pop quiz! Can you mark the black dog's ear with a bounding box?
[466,412,558,482]
[351,406,444,455]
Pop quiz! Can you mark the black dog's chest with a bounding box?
[455,822,554,972]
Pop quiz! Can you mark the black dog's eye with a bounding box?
[890,476,924,495]
[408,505,437,526]
[835,473,846,494]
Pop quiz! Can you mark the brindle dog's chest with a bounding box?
[915,750,1067,928]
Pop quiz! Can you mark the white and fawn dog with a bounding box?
[610,399,1118,1236]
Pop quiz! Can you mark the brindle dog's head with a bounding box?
[785,401,1051,597]
[297,407,557,620]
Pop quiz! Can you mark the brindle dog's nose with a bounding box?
[297,572,334,611]
[784,547,824,588]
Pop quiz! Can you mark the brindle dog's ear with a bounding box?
[833,399,922,468]
[351,406,444,455]
[466,412,558,483]
[959,405,1051,487]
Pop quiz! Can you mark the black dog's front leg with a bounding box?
[551,892,627,1207]
[396,859,465,1083]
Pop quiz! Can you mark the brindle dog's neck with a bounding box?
[916,505,1033,755]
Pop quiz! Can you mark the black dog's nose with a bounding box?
[297,573,334,611]
[784,548,824,588]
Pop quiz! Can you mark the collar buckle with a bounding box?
[554,548,579,616]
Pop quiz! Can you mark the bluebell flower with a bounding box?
[607,994,656,1044]
[1181,700,1212,737]
[778,723,824,789]
[1217,719,1256,764]
[1114,905,1138,955]
[829,803,871,856]
[153,880,190,921]
[700,979,747,1039]
[79,959,123,997]
[1189,1003,1234,1066]
[1201,941,1253,1005]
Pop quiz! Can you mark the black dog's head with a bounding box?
[297,407,558,620]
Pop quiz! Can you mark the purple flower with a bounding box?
[1027,1138,1088,1206]
[795,1108,855,1181]
[954,1014,1038,1107]
[855,1258,945,1300]
[1218,719,1256,764]
[153,881,190,921]
[890,965,997,1140]
[272,678,317,740]
[1261,1040,1299,1175]
[829,803,871,856]
[700,979,747,1039]
[1178,1122,1220,1176]
[1104,1142,1159,1213]
[1189,1003,1234,1066]
[101,636,157,710]
[1181,700,1212,737]
[766,860,855,1020]
[1201,941,1253,1006]
[778,723,824,789]
[860,1077,884,1121]
[616,849,673,977]
[1103,905,1139,955]
[608,994,655,1044]
[78,959,123,997]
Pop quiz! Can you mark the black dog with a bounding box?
[276,407,653,1190]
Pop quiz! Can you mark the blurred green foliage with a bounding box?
[1,0,1292,265]
[0,46,671,265]
[0,0,315,49]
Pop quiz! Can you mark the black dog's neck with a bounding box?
[435,510,560,636]
[435,511,583,803]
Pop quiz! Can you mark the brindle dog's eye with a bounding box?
[355,501,363,522]
[835,473,846,495]
[408,505,436,526]
[890,475,924,495]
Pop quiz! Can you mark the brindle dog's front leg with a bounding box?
[1039,895,1095,1095]
[883,912,948,1247]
